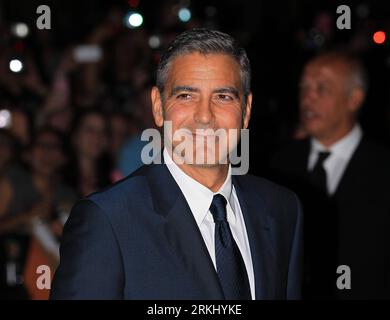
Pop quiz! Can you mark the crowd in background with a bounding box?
[0,2,195,299]
[1,0,390,299]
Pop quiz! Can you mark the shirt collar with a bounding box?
[163,148,234,227]
[311,124,362,160]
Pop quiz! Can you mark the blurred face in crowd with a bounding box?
[47,108,73,134]
[151,52,252,166]
[137,86,156,130]
[74,113,107,159]
[30,131,65,177]
[10,110,30,146]
[0,132,13,171]
[299,58,364,146]
[109,114,129,156]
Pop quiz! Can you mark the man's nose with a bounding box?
[194,97,214,125]
[300,88,317,107]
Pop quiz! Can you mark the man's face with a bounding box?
[151,52,252,166]
[299,60,357,142]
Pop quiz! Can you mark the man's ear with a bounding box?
[151,86,164,127]
[348,88,365,113]
[242,92,252,129]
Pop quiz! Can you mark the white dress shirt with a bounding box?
[308,124,363,195]
[163,148,256,299]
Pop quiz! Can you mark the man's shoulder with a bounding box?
[84,164,152,212]
[358,136,390,164]
[235,173,302,230]
[235,173,300,211]
[351,136,390,182]
[237,172,293,192]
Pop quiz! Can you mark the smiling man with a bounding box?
[152,50,249,183]
[50,29,303,300]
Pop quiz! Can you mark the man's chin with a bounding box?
[172,151,229,166]
[302,123,323,138]
[186,162,222,168]
[302,117,326,131]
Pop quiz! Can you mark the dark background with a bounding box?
[2,0,390,174]
[0,0,390,299]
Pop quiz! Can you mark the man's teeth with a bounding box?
[192,131,216,137]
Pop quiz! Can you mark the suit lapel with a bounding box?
[144,158,279,299]
[163,196,225,298]
[333,137,364,198]
[146,162,224,299]
[233,175,278,299]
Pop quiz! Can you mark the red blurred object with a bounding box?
[128,0,140,8]
[373,31,386,44]
[14,41,25,53]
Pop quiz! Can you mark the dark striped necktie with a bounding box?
[209,194,252,300]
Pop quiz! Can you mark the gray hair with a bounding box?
[156,28,251,103]
[349,59,368,94]
[310,50,368,95]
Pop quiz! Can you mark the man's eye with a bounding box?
[217,94,234,101]
[317,84,329,94]
[177,93,192,100]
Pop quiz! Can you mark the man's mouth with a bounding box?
[192,131,216,137]
[301,110,320,120]
[189,129,219,137]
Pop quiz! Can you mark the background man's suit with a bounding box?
[270,136,390,299]
[50,158,303,299]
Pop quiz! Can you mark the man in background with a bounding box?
[270,51,390,299]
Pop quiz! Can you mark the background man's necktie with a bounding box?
[209,194,252,300]
[309,151,331,193]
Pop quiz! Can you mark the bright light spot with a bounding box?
[127,12,143,28]
[178,8,191,22]
[12,23,29,38]
[373,31,386,44]
[9,59,23,73]
[148,35,161,49]
[0,109,11,128]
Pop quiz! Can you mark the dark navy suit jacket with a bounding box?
[50,162,303,299]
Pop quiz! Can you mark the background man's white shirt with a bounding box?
[308,124,362,195]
